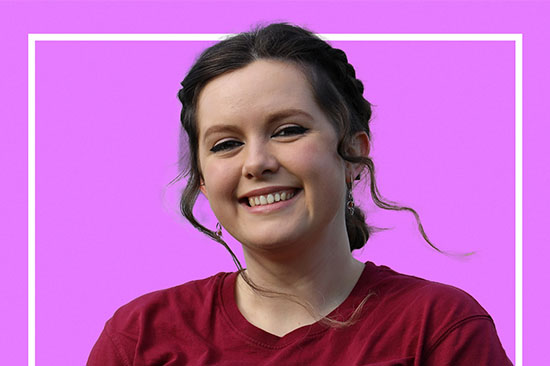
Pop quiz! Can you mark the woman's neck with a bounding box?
[235,228,365,337]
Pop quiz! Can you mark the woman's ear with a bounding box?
[199,179,208,199]
[346,131,370,181]
[352,131,370,157]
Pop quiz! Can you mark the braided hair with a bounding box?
[175,22,441,273]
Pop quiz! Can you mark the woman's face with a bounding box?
[196,59,349,253]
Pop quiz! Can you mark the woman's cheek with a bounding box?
[299,140,342,178]
[204,160,238,200]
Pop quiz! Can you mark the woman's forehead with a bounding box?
[195,60,318,131]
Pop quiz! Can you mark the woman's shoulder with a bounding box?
[363,262,490,319]
[106,271,232,330]
[356,262,511,364]
[88,272,237,365]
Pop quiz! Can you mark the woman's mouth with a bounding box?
[247,189,296,207]
[239,188,301,208]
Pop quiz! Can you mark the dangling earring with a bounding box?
[346,180,355,216]
[215,222,223,238]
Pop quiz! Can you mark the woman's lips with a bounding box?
[240,189,301,212]
[247,189,296,207]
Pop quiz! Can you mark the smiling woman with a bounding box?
[87,23,513,365]
[197,60,352,258]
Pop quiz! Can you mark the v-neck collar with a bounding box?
[219,261,376,349]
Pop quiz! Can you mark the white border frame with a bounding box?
[28,33,523,366]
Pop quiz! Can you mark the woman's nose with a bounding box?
[242,142,279,179]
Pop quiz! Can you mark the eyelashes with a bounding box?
[210,140,243,153]
[209,125,309,153]
[273,125,308,137]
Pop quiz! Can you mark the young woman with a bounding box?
[88,23,513,365]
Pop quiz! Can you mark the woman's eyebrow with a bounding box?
[202,124,240,142]
[265,108,314,124]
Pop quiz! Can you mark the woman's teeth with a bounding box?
[248,191,295,207]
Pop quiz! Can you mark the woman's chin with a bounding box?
[238,229,308,257]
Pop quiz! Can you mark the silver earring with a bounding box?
[346,181,355,216]
[215,222,223,238]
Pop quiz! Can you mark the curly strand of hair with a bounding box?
[179,178,244,271]
[326,43,474,257]
[363,157,474,257]
[318,291,377,328]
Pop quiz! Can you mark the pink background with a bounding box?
[1,1,548,365]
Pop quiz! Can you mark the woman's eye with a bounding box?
[210,140,243,153]
[273,125,309,138]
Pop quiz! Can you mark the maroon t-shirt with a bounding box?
[87,262,513,365]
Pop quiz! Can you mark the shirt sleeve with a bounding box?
[424,315,514,366]
[86,321,135,366]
